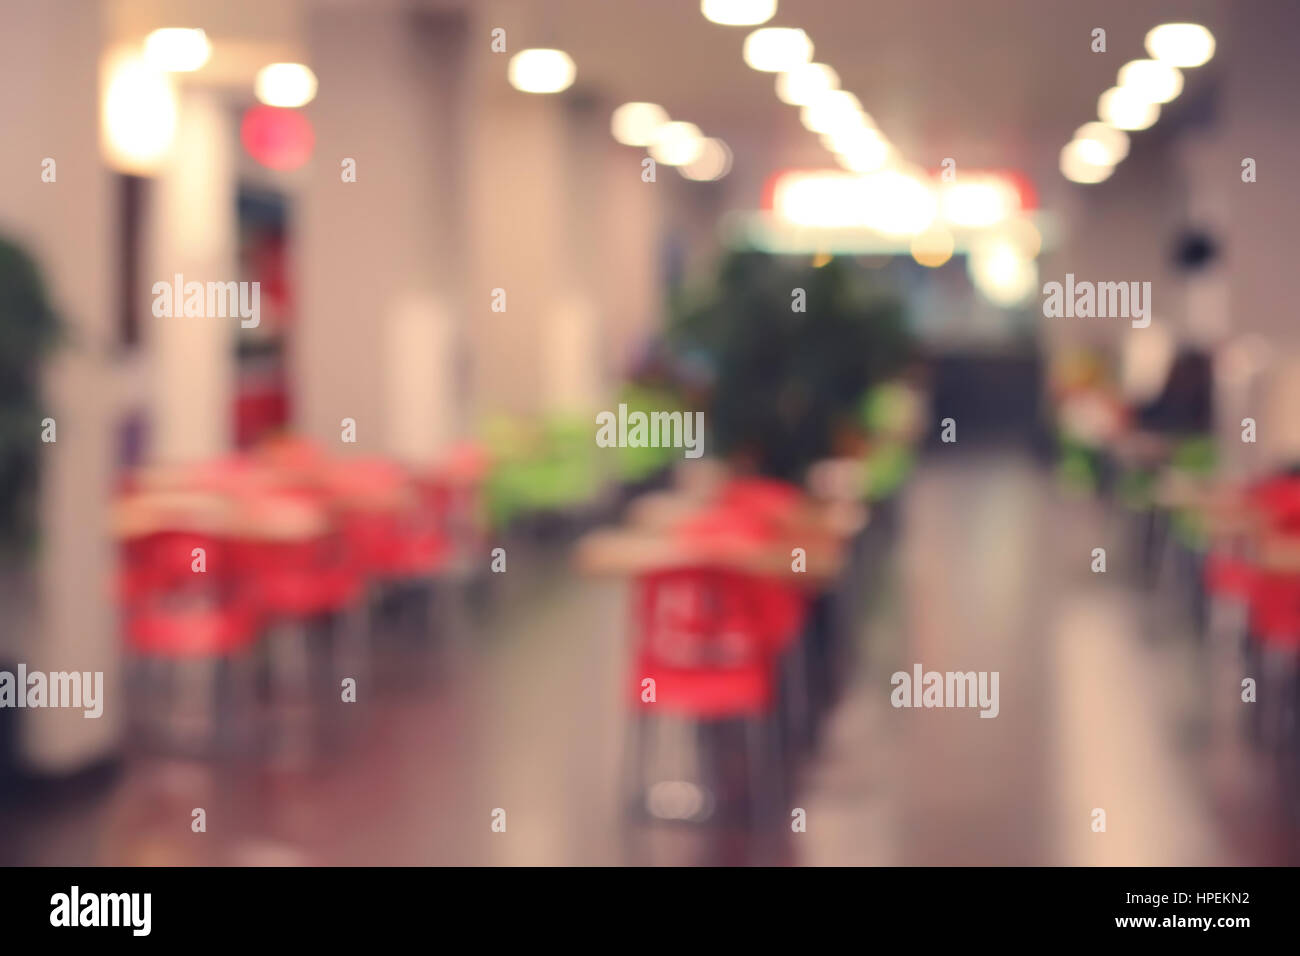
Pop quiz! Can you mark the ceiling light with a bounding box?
[968,240,1037,306]
[1117,59,1184,104]
[507,49,575,94]
[827,129,890,172]
[800,89,862,134]
[701,0,777,27]
[823,124,887,154]
[1098,86,1159,131]
[101,52,177,174]
[1070,138,1113,166]
[650,121,705,166]
[1144,23,1215,68]
[835,144,890,173]
[1073,122,1129,163]
[143,28,211,72]
[911,226,955,268]
[255,63,318,108]
[775,62,838,105]
[1060,141,1115,184]
[742,27,812,72]
[611,102,669,146]
[680,138,733,181]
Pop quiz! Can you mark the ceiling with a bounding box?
[105,0,1235,207]
[532,0,1228,196]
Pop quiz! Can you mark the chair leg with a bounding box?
[267,618,314,760]
[1244,634,1265,745]
[745,715,768,831]
[337,601,370,696]
[1261,644,1296,750]
[783,643,811,758]
[219,648,259,755]
[622,709,652,821]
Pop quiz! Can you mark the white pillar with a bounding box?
[146,90,237,464]
[297,6,468,459]
[0,0,120,772]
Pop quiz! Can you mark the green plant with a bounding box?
[667,251,910,482]
[0,237,61,553]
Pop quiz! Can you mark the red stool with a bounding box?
[233,493,368,734]
[122,532,260,658]
[333,458,452,642]
[120,531,262,752]
[1244,569,1300,746]
[1205,552,1256,601]
[625,566,788,827]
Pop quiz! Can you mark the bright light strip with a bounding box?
[701,0,776,27]
[940,180,1018,228]
[1098,86,1159,131]
[742,27,812,72]
[775,62,838,105]
[1118,58,1184,104]
[772,169,938,235]
[1145,23,1215,68]
[773,172,869,228]
[507,48,575,94]
[1073,121,1129,163]
[255,62,318,107]
[610,102,669,146]
[680,138,733,181]
[861,170,937,236]
[143,28,211,72]
[650,121,705,166]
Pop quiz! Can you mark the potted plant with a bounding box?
[667,251,911,484]
[0,235,61,794]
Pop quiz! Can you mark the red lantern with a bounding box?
[240,106,314,171]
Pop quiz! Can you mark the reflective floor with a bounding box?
[6,448,1298,865]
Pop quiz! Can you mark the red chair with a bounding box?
[1238,475,1300,745]
[625,566,790,827]
[230,490,369,726]
[120,530,263,753]
[337,480,452,648]
[341,508,450,582]
[1205,551,1255,601]
[718,476,804,529]
[238,529,363,620]
[1249,570,1300,651]
[122,532,260,659]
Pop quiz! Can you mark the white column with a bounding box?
[146,90,237,464]
[0,0,119,772]
[297,6,468,460]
